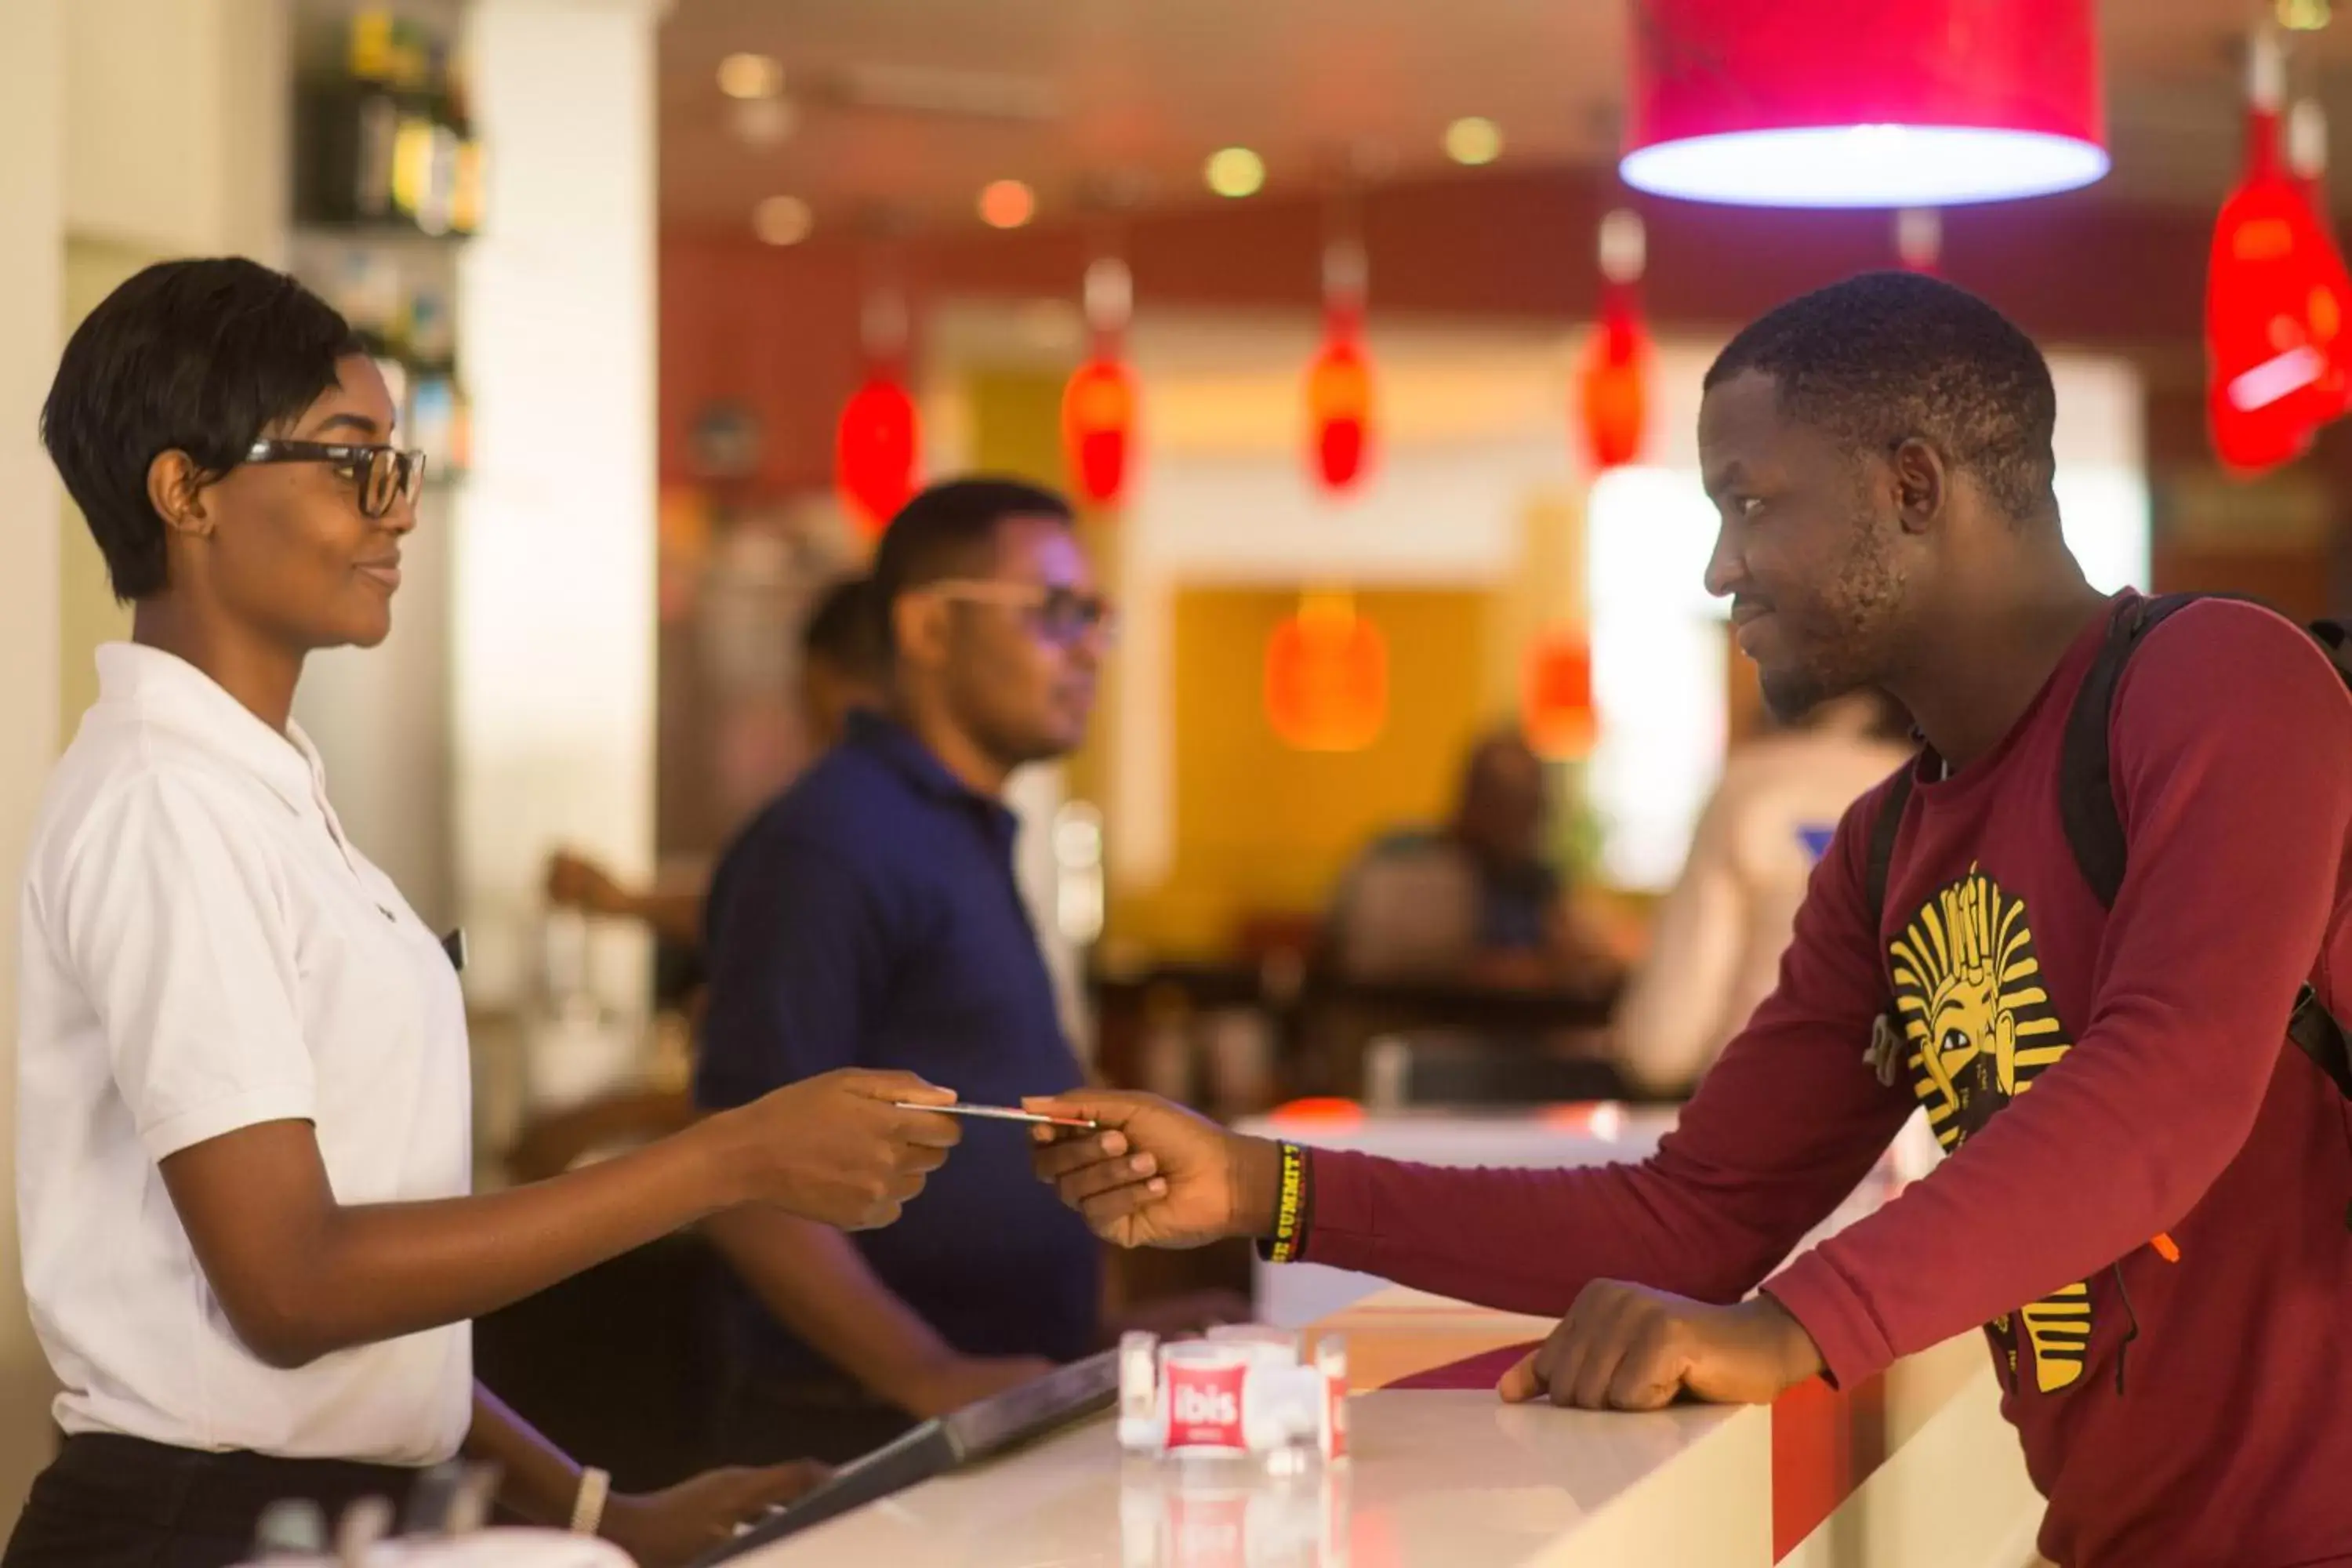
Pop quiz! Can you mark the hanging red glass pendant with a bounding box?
[842,288,922,540]
[1523,626,1597,760]
[835,372,920,535]
[837,288,920,536]
[1265,591,1387,753]
[1062,358,1135,505]
[1307,319,1373,492]
[2207,31,2352,473]
[1306,238,1374,495]
[1576,210,1650,472]
[1062,256,1138,506]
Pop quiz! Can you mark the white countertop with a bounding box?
[729,1388,1762,1568]
[725,1283,2043,1568]
[726,1159,2039,1568]
[728,1112,2023,1567]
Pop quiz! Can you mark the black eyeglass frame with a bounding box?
[244,439,427,519]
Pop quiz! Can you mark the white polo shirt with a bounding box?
[16,643,472,1463]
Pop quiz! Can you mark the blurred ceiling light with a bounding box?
[718,52,783,100]
[2279,0,2331,29]
[978,179,1036,229]
[1445,117,1504,165]
[753,195,814,246]
[1205,147,1266,198]
[731,95,797,147]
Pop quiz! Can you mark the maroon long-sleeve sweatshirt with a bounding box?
[1290,597,2352,1567]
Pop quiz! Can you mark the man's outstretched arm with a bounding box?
[1029,779,1918,1318]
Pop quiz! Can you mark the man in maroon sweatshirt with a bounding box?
[1028,272,2352,1568]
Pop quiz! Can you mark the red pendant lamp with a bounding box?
[1621,0,2107,208]
[1523,626,1597,761]
[836,290,920,536]
[1576,210,1651,472]
[2206,29,2352,474]
[1062,256,1138,506]
[1305,238,1374,495]
[1265,590,1388,753]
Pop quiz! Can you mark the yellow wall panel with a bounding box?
[1118,585,1496,956]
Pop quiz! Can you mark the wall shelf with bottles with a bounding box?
[292,2,476,484]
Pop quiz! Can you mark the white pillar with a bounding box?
[0,0,66,1518]
[455,0,665,1018]
[61,0,288,263]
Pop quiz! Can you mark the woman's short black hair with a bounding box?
[42,256,365,601]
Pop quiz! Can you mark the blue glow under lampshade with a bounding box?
[1621,125,2111,209]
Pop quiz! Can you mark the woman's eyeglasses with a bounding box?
[930,580,1119,645]
[244,440,427,520]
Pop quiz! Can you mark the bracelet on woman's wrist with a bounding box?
[569,1465,611,1537]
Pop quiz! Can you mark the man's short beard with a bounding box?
[1759,666,1835,725]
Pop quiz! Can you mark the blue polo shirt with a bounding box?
[694,712,1099,1384]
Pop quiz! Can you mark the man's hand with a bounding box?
[603,1461,829,1566]
[895,1353,1057,1418]
[546,851,637,918]
[705,1070,963,1230]
[1496,1282,1824,1410]
[1022,1091,1279,1250]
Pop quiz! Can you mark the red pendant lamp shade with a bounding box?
[836,374,920,536]
[1063,358,1135,504]
[1307,238,1375,495]
[837,289,920,537]
[1307,315,1374,492]
[1577,210,1650,472]
[1621,0,2107,207]
[1265,592,1388,753]
[1577,296,1648,471]
[2207,34,2352,473]
[1062,256,1138,506]
[1523,627,1597,760]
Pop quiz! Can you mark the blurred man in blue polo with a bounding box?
[695,478,1121,1463]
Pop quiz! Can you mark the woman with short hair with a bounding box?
[7,256,965,1567]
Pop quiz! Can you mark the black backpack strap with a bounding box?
[1864,766,1915,935]
[2060,593,2352,1101]
[2060,592,2296,906]
[2312,618,2352,682]
[1860,764,1918,1088]
[2290,987,2352,1100]
[2057,593,2206,909]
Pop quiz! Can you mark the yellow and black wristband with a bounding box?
[1261,1142,1312,1265]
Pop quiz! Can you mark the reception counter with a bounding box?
[730,1105,2038,1566]
[731,1284,2042,1568]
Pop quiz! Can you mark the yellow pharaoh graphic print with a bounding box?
[1889,864,2092,1394]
